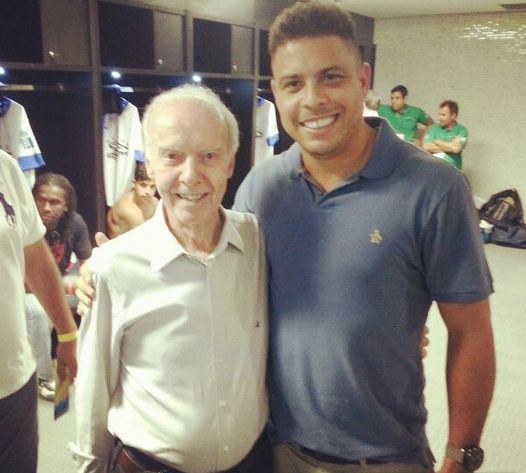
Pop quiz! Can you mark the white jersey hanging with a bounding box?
[254,97,279,165]
[103,99,144,206]
[0,97,45,188]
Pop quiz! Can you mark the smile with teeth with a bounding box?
[177,193,206,202]
[302,114,337,130]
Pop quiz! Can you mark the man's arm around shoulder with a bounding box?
[437,298,495,473]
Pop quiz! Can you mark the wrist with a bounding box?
[57,330,78,343]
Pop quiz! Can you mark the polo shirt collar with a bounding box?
[149,202,245,272]
[288,117,400,183]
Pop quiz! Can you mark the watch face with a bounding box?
[465,447,484,470]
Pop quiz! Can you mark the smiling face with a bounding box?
[34,184,68,230]
[271,35,370,164]
[145,98,234,234]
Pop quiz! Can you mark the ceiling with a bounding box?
[331,0,526,19]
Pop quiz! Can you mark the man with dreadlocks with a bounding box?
[25,173,92,400]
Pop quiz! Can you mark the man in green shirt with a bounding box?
[378,85,433,145]
[423,100,468,170]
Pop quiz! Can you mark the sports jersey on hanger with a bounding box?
[103,99,144,207]
[254,97,279,165]
[0,97,45,188]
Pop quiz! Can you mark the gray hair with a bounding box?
[364,90,381,111]
[142,84,240,158]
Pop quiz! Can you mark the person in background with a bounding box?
[107,162,159,238]
[423,100,468,170]
[25,173,91,401]
[379,84,433,145]
[363,89,381,117]
[234,3,495,473]
[0,150,77,473]
[70,85,270,473]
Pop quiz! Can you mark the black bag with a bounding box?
[479,189,524,228]
[490,223,526,249]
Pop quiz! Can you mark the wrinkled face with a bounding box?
[145,99,234,231]
[34,184,68,230]
[271,35,370,162]
[390,91,406,112]
[133,178,156,201]
[438,106,457,129]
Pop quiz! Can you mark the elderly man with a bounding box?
[70,85,270,473]
[0,150,78,473]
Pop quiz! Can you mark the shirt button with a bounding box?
[223,446,230,452]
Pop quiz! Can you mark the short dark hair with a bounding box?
[268,2,358,59]
[33,172,77,237]
[391,85,408,97]
[134,162,150,181]
[440,100,459,116]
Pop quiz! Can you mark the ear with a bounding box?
[359,62,372,96]
[227,154,235,179]
[145,158,154,178]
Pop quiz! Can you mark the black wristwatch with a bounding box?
[446,444,484,471]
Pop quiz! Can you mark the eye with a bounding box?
[282,79,302,92]
[322,72,344,83]
[162,151,184,164]
[203,152,219,162]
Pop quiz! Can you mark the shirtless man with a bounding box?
[107,162,158,238]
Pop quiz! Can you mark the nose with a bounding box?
[42,201,52,212]
[180,156,202,186]
[302,81,328,109]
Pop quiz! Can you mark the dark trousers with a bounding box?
[0,373,38,473]
[108,429,273,473]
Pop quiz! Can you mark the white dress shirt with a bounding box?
[71,203,268,473]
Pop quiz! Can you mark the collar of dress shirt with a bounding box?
[149,201,246,272]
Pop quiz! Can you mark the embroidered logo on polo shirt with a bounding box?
[369,229,383,244]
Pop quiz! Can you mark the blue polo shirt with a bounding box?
[234,118,493,468]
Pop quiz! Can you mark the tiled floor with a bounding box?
[36,243,526,473]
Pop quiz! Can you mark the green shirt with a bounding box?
[378,104,431,142]
[423,122,468,170]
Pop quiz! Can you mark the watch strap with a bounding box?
[446,444,465,464]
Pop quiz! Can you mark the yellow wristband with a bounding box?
[57,331,78,343]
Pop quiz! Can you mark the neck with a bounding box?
[302,121,376,193]
[165,207,224,261]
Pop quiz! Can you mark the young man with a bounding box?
[106,162,159,238]
[26,173,91,400]
[234,3,494,473]
[0,152,77,473]
[379,85,433,145]
[423,100,468,170]
[71,85,270,473]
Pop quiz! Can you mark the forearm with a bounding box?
[435,139,462,154]
[438,300,496,472]
[25,238,77,335]
[422,141,442,153]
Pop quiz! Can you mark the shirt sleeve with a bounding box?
[457,126,468,149]
[69,252,116,473]
[421,173,493,302]
[422,125,436,144]
[418,107,431,125]
[72,213,93,260]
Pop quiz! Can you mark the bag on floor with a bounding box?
[479,189,524,228]
[490,223,526,249]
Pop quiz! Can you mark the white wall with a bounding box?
[373,12,526,205]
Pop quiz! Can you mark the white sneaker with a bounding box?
[38,379,56,401]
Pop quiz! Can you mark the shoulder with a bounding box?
[378,104,392,116]
[89,220,151,272]
[234,144,299,212]
[454,123,468,134]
